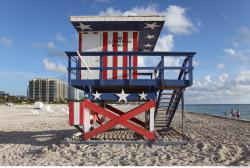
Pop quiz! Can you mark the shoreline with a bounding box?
[184,111,250,123]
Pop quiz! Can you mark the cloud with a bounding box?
[223,48,250,64]
[155,34,174,51]
[99,4,198,35]
[236,70,250,85]
[0,36,12,46]
[224,48,236,56]
[55,33,66,42]
[163,5,197,34]
[235,26,250,46]
[216,63,224,69]
[42,58,67,74]
[186,70,250,103]
[193,60,199,66]
[30,41,66,58]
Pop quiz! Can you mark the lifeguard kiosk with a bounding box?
[66,16,195,141]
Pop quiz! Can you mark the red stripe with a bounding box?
[78,32,82,79]
[103,32,108,80]
[80,102,84,125]
[113,32,118,79]
[133,32,138,79]
[123,32,128,79]
[69,102,74,125]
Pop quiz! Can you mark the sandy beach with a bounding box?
[0,104,249,166]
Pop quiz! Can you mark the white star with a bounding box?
[145,34,156,39]
[92,91,101,100]
[144,43,153,48]
[144,22,160,30]
[76,23,92,31]
[116,89,129,103]
[138,92,148,100]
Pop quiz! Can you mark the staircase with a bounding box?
[154,89,183,129]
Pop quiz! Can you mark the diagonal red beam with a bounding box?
[84,100,155,140]
[105,104,145,127]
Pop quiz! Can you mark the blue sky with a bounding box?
[1,0,250,103]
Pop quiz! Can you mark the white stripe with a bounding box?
[117,32,123,79]
[74,102,80,125]
[84,108,91,132]
[107,32,113,79]
[150,107,155,132]
[128,32,133,76]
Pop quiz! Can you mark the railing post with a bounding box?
[161,56,164,86]
[129,54,132,82]
[68,56,71,101]
[99,55,103,85]
[181,89,185,137]
[68,56,71,85]
[188,56,193,85]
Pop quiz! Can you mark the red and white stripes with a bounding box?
[79,31,138,80]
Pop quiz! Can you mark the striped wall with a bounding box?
[78,31,138,80]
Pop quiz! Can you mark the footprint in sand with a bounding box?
[196,142,204,150]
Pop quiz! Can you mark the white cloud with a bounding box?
[99,7,122,16]
[99,4,198,35]
[163,5,196,34]
[42,59,67,74]
[55,33,66,42]
[30,41,66,58]
[186,71,250,104]
[218,73,228,83]
[216,63,224,69]
[0,36,12,46]
[236,70,250,85]
[223,48,250,64]
[155,34,174,51]
[193,60,199,66]
[224,48,236,56]
[236,26,250,45]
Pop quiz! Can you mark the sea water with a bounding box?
[184,104,250,121]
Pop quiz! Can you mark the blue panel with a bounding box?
[87,92,157,101]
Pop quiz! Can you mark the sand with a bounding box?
[0,104,249,166]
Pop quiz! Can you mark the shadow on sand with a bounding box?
[0,129,78,146]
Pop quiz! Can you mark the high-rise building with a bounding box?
[28,78,68,102]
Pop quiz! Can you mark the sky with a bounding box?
[1,0,250,104]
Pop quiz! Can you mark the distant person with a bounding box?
[224,111,229,117]
[236,110,240,120]
[230,108,235,118]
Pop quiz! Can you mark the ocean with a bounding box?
[183,104,250,121]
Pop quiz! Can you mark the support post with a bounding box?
[188,56,193,85]
[68,56,71,101]
[150,107,155,132]
[161,56,164,86]
[84,108,91,133]
[99,55,103,85]
[129,54,132,82]
[181,89,185,136]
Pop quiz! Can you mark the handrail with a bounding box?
[67,51,194,85]
[66,51,196,57]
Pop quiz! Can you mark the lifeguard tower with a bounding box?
[66,16,195,141]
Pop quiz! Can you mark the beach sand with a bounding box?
[0,104,249,166]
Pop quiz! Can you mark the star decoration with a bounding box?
[92,91,101,100]
[145,34,156,39]
[144,43,153,48]
[144,22,160,30]
[116,89,129,103]
[76,23,92,31]
[138,91,148,100]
